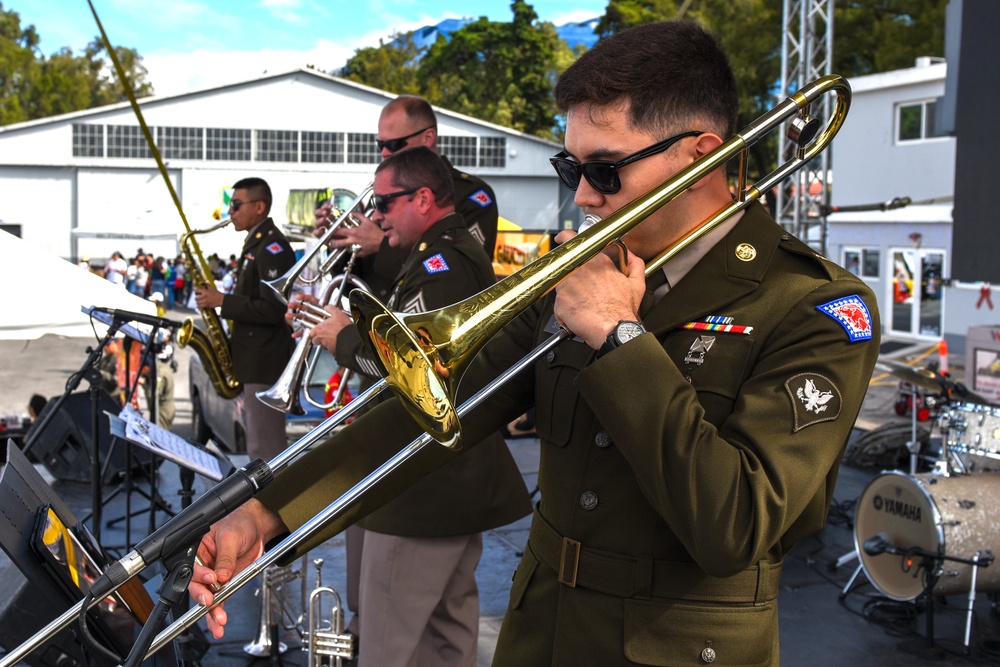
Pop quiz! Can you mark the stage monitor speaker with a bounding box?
[0,575,95,667]
[27,390,152,484]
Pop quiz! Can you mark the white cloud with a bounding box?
[144,40,356,96]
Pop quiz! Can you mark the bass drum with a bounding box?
[854,471,1000,601]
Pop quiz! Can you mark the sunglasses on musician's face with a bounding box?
[549,130,703,195]
[376,127,434,154]
[372,188,419,214]
[229,199,261,212]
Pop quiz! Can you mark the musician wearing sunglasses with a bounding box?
[293,146,529,667]
[194,177,295,462]
[193,22,879,666]
[314,96,500,306]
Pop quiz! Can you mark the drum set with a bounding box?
[843,358,1000,652]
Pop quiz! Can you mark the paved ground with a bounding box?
[2,314,1000,665]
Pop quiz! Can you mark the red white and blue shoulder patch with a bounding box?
[265,242,284,255]
[816,295,873,343]
[468,189,493,208]
[423,253,450,274]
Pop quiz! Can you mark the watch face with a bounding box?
[615,321,645,344]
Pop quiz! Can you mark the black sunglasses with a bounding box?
[372,188,419,214]
[229,198,262,211]
[376,126,434,153]
[549,130,704,195]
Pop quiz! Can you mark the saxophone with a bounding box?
[175,219,242,399]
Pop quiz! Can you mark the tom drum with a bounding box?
[854,471,1000,600]
[945,402,1000,472]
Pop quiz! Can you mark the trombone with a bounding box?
[1,74,850,667]
[264,184,374,305]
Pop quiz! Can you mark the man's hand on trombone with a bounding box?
[190,498,287,638]
[551,230,647,349]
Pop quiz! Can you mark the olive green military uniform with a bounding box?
[259,202,880,666]
[331,212,529,666]
[219,217,295,459]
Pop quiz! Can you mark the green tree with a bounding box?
[341,32,424,95]
[834,0,947,76]
[1,2,153,125]
[419,1,563,140]
[0,2,41,124]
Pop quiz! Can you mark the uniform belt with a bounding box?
[528,507,781,604]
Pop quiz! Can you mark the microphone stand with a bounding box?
[22,317,123,543]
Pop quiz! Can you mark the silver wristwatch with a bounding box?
[598,320,646,357]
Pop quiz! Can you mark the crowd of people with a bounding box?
[79,249,240,308]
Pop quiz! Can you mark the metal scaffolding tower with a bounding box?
[777,0,834,254]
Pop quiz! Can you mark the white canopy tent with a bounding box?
[0,230,159,340]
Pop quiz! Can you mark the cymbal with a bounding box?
[876,359,995,405]
[876,359,947,393]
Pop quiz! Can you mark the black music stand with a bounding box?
[73,307,176,551]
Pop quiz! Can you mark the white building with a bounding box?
[0,69,567,263]
[827,58,957,344]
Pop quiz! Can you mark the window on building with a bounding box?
[347,133,379,164]
[438,135,477,168]
[897,100,944,143]
[159,126,204,160]
[107,125,153,158]
[843,246,881,279]
[479,137,507,168]
[257,129,299,162]
[862,249,881,278]
[72,124,104,157]
[206,128,251,161]
[302,131,344,163]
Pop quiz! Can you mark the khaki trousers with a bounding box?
[358,531,483,667]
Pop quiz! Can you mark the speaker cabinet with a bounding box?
[27,391,152,484]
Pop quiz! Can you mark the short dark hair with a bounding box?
[232,176,273,214]
[375,146,454,208]
[384,95,438,133]
[555,21,738,139]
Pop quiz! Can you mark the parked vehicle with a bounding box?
[188,348,341,454]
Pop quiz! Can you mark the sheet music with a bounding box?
[117,406,225,481]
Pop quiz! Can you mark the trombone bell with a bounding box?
[351,291,460,449]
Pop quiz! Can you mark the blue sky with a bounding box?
[15,0,606,96]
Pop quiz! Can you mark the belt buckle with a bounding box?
[558,537,581,587]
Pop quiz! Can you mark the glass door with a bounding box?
[888,248,944,338]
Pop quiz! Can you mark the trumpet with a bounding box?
[264,184,374,304]
[257,260,371,415]
[307,559,355,666]
[0,74,849,667]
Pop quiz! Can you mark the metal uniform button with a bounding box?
[701,647,717,663]
[579,491,599,510]
[594,431,612,448]
[545,350,556,364]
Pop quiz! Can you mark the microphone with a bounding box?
[88,458,274,600]
[863,533,900,556]
[92,306,179,331]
